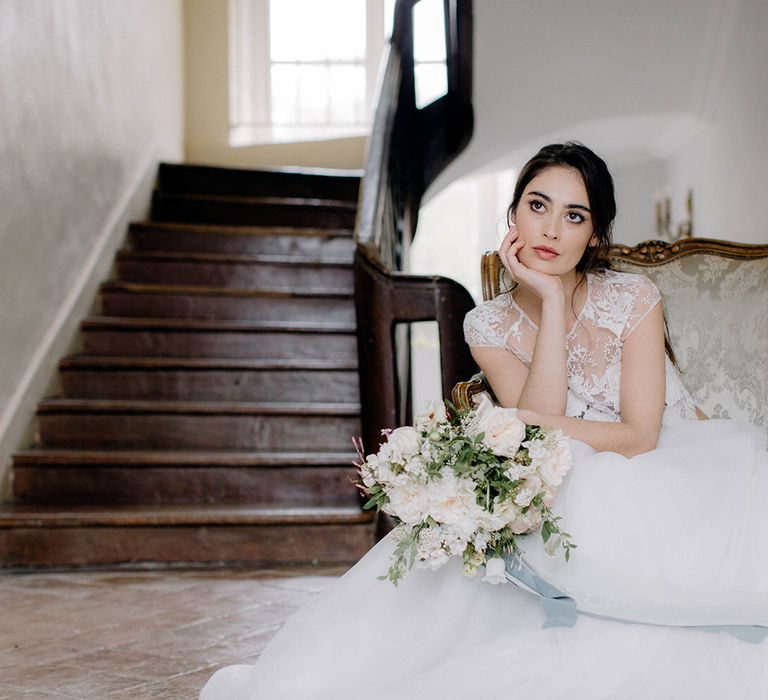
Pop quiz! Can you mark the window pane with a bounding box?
[296,65,331,124]
[415,62,448,109]
[328,65,366,124]
[270,0,365,62]
[270,64,299,125]
[413,0,446,62]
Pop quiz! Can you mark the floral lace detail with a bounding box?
[463,269,698,427]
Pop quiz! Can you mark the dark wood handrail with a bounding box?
[354,0,476,454]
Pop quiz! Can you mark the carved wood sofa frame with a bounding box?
[452,237,768,418]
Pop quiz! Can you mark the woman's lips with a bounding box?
[532,246,559,259]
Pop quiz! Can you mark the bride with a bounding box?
[200,143,768,699]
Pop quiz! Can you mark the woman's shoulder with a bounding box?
[591,268,661,299]
[587,269,662,340]
[463,293,531,350]
[463,294,518,333]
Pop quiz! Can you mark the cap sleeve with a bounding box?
[463,296,534,365]
[621,275,662,341]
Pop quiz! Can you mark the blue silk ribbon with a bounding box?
[502,555,768,644]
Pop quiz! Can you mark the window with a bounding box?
[229,0,448,145]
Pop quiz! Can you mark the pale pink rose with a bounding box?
[509,508,543,535]
[538,438,572,487]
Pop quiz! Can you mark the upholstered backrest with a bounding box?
[480,239,768,432]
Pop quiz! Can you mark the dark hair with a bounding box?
[506,141,615,274]
[505,141,679,367]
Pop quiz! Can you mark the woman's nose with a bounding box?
[543,222,560,240]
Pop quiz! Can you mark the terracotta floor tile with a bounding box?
[0,567,341,698]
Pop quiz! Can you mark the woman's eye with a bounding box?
[566,211,584,223]
[529,200,545,212]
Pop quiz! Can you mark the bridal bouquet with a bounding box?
[355,395,575,586]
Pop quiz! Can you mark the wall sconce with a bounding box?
[655,190,693,240]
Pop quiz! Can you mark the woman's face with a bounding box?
[512,165,598,277]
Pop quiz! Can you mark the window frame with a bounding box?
[228,0,388,145]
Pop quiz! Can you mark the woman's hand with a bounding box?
[499,225,563,302]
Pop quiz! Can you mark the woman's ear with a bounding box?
[589,234,599,247]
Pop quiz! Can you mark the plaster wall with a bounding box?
[665,0,768,242]
[429,0,766,245]
[0,0,184,493]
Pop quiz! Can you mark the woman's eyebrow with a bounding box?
[529,190,591,213]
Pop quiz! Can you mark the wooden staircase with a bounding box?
[0,163,377,569]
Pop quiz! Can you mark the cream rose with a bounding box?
[386,481,428,523]
[385,426,421,462]
[475,395,526,458]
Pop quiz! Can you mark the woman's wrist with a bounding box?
[540,289,566,315]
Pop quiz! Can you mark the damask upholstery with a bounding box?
[613,253,768,432]
[454,239,768,437]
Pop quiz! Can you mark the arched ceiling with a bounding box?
[430,0,738,194]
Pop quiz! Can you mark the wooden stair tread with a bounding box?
[60,356,358,371]
[0,503,372,527]
[130,220,354,237]
[37,398,361,415]
[80,316,356,333]
[155,191,357,210]
[14,449,357,466]
[160,162,363,182]
[117,250,352,267]
[101,280,353,299]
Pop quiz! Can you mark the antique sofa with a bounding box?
[452,238,768,437]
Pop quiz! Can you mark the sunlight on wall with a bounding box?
[411,168,517,302]
[409,168,516,404]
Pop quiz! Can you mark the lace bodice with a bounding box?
[463,269,698,426]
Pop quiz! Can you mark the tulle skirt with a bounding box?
[200,419,768,699]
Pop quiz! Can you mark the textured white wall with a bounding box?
[665,0,768,242]
[427,0,766,245]
[0,0,183,492]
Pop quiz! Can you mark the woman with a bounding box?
[200,143,768,699]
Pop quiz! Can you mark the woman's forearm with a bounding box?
[517,295,569,415]
[517,410,660,458]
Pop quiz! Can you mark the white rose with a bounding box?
[491,498,522,528]
[427,473,478,525]
[513,474,541,508]
[482,557,507,585]
[386,482,428,523]
[385,426,421,462]
[504,460,536,481]
[528,431,571,487]
[414,399,448,430]
[474,395,525,458]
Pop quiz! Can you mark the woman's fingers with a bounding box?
[500,229,526,281]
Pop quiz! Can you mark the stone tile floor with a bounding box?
[0,566,346,699]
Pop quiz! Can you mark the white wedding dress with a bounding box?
[200,270,768,699]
